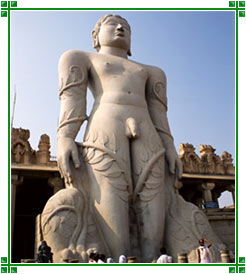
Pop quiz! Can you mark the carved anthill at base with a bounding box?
[41,148,107,263]
[164,172,229,262]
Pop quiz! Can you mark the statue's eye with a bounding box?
[105,21,116,26]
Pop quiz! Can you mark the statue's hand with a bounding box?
[57,137,80,186]
[165,147,183,179]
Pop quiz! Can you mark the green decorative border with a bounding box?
[1,0,245,272]
[1,257,17,273]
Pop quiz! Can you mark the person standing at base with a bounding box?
[156,247,169,263]
[106,257,115,263]
[88,252,97,263]
[197,238,212,263]
[119,255,127,263]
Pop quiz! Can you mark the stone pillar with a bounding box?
[227,184,235,205]
[48,177,64,194]
[201,182,215,202]
[11,174,23,245]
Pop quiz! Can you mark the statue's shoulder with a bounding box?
[144,64,167,82]
[59,50,92,68]
[143,64,168,104]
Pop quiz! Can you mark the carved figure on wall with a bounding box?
[13,143,25,163]
[41,14,228,263]
[11,128,34,164]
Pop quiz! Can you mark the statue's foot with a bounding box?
[76,244,88,262]
[61,248,78,263]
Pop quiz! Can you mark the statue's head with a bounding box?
[92,14,132,56]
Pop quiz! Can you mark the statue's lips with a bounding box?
[115,32,124,37]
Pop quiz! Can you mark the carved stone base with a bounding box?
[40,155,233,263]
[164,173,231,262]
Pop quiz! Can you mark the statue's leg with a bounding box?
[83,129,131,261]
[131,121,166,262]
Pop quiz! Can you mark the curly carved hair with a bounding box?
[92,14,132,56]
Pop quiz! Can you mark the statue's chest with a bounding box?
[92,58,148,81]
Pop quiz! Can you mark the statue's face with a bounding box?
[98,16,131,52]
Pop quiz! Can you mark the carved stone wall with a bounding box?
[11,128,35,164]
[205,208,235,253]
[11,128,56,166]
[222,151,235,175]
[179,144,203,173]
[179,143,235,175]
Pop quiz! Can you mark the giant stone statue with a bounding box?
[41,14,229,263]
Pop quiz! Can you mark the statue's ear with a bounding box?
[92,30,100,51]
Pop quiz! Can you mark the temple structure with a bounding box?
[11,128,235,262]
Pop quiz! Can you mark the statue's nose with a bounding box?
[116,25,124,32]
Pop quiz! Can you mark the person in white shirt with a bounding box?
[156,247,169,263]
[119,255,127,263]
[197,238,212,263]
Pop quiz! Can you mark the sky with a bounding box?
[11,10,235,162]
[10,10,235,206]
[1,0,246,273]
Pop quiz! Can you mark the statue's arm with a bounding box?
[146,66,182,180]
[57,50,89,186]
